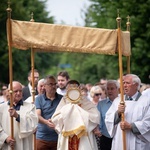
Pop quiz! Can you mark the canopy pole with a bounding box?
[116,10,126,150]
[126,15,131,74]
[30,12,36,103]
[30,12,36,150]
[6,1,14,150]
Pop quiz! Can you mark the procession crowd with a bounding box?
[0,69,150,150]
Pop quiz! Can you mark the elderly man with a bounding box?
[94,80,120,150]
[25,78,45,103]
[0,81,38,150]
[105,74,150,150]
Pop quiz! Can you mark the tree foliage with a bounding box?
[0,0,58,85]
[49,0,150,84]
[83,0,150,83]
[0,0,150,86]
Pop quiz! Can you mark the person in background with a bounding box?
[22,69,39,100]
[52,80,100,150]
[100,78,107,85]
[35,75,63,150]
[0,81,38,150]
[95,82,107,101]
[90,85,102,150]
[80,84,90,100]
[56,71,70,96]
[94,80,120,150]
[0,85,8,103]
[105,74,150,150]
[25,78,45,103]
[90,85,103,105]
[85,83,93,101]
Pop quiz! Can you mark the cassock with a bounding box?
[51,96,100,150]
[105,95,150,150]
[0,101,38,150]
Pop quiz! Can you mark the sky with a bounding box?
[46,0,91,26]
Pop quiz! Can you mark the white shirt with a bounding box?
[57,88,66,96]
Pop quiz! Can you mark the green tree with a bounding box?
[0,0,59,85]
[84,0,150,83]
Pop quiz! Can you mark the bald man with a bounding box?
[0,81,38,150]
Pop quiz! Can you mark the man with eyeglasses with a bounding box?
[35,75,63,150]
[105,74,150,150]
[0,81,38,150]
[0,85,8,103]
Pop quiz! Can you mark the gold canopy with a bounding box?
[7,19,131,56]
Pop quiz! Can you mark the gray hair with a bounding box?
[125,74,141,90]
[43,75,56,84]
[37,78,44,86]
[106,80,120,89]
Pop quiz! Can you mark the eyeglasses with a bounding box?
[94,93,102,96]
[46,83,57,87]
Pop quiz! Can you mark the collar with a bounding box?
[28,83,33,95]
[125,92,141,101]
[44,92,58,100]
[132,92,139,100]
[106,98,113,103]
[8,99,23,106]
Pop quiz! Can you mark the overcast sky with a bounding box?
[46,0,91,26]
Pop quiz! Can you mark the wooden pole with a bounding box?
[30,12,36,104]
[116,10,126,150]
[126,15,131,74]
[30,12,36,150]
[6,1,14,150]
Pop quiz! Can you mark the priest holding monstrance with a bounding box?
[52,80,100,150]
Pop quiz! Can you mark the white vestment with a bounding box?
[0,101,38,150]
[105,95,150,150]
[142,88,150,98]
[51,97,100,150]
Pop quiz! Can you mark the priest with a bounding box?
[105,74,150,150]
[0,81,38,150]
[52,80,100,150]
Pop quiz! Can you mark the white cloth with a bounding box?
[52,96,100,150]
[142,88,150,98]
[105,95,150,150]
[25,95,38,103]
[0,96,5,104]
[0,101,38,150]
[56,88,66,96]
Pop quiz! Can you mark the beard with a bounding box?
[59,85,66,90]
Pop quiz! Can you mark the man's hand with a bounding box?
[117,104,125,116]
[6,136,16,148]
[93,126,102,137]
[46,119,55,129]
[8,107,18,118]
[120,121,132,131]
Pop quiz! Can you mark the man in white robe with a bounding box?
[52,80,100,150]
[105,74,150,150]
[0,81,38,150]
